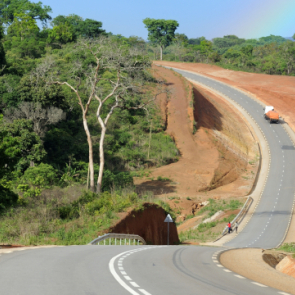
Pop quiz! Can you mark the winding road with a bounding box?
[0,245,288,295]
[1,67,295,295]
[171,67,295,249]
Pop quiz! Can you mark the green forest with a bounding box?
[0,1,294,245]
[162,34,295,75]
[0,1,179,244]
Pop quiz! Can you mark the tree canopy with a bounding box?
[0,0,52,25]
[51,14,106,38]
[143,18,179,60]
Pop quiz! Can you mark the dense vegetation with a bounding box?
[0,1,179,244]
[1,3,294,245]
[161,34,295,75]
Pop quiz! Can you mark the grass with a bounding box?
[157,176,171,182]
[179,198,243,244]
[198,198,243,218]
[277,243,295,258]
[0,185,176,246]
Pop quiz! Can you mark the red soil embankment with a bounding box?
[156,61,295,132]
[109,203,179,245]
[136,65,258,201]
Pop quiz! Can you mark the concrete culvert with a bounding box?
[108,203,179,245]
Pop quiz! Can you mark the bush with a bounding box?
[102,170,134,191]
[0,185,18,211]
[58,190,136,219]
[22,163,57,188]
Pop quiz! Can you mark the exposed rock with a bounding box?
[276,256,295,279]
[262,250,286,268]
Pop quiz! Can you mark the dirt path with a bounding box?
[220,248,295,294]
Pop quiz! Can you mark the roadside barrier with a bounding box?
[215,196,253,241]
[88,233,146,246]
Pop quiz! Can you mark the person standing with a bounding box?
[235,222,239,233]
[227,222,232,234]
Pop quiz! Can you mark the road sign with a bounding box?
[164,214,173,246]
[164,214,173,223]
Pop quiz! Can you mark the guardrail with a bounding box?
[88,233,146,246]
[215,196,253,241]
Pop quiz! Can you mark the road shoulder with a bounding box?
[220,248,295,295]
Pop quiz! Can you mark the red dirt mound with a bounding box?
[108,203,179,245]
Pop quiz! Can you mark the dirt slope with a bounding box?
[156,61,295,131]
[155,61,295,242]
[134,65,258,222]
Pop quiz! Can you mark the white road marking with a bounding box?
[217,264,223,267]
[124,276,132,281]
[139,289,152,295]
[121,271,127,275]
[252,282,267,287]
[109,252,141,295]
[234,275,245,279]
[130,282,140,287]
[223,269,232,272]
[278,292,291,295]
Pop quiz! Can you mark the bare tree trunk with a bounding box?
[160,46,163,61]
[86,163,90,189]
[97,126,106,193]
[83,114,95,191]
[147,122,152,159]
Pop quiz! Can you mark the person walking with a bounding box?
[227,222,232,234]
[235,222,239,233]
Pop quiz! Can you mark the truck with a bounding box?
[264,106,279,123]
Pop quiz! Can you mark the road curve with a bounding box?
[166,67,295,249]
[0,246,286,295]
[1,68,295,295]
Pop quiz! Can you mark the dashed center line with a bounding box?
[234,275,245,279]
[252,282,267,288]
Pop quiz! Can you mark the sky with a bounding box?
[41,0,295,40]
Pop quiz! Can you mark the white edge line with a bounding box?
[139,289,152,295]
[109,250,141,295]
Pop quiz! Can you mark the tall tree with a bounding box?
[0,0,52,25]
[33,37,163,193]
[281,41,295,75]
[143,18,179,60]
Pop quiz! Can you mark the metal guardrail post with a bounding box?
[88,233,146,246]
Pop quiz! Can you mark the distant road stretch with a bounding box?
[168,67,295,249]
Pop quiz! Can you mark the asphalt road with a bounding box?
[0,246,285,295]
[1,67,294,295]
[170,67,295,249]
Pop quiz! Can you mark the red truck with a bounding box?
[264,106,279,123]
